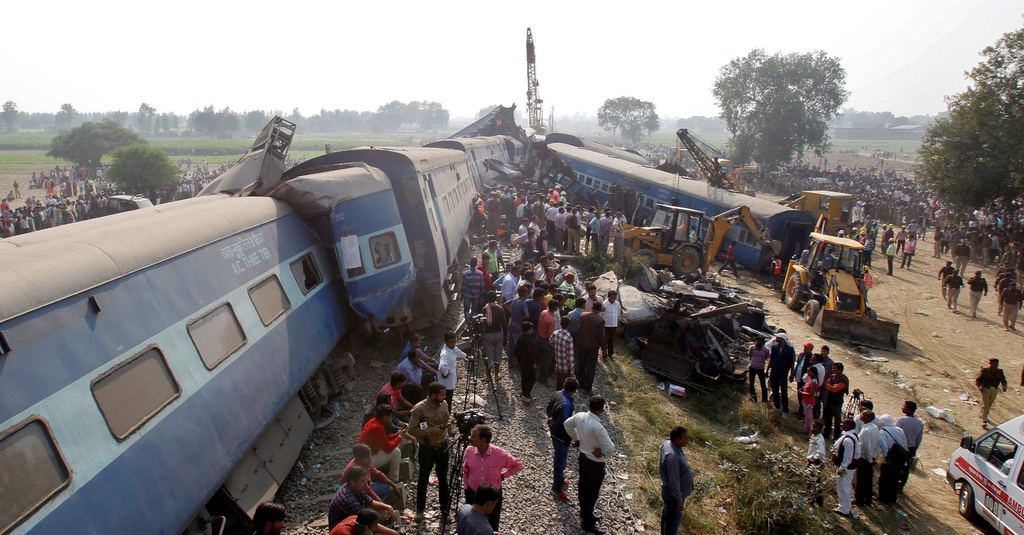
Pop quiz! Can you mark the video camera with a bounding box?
[469,313,487,335]
[452,408,490,436]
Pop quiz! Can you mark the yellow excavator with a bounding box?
[624,204,780,277]
[780,232,900,349]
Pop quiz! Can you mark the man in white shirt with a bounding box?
[832,418,859,516]
[602,290,624,361]
[564,396,616,535]
[500,265,521,304]
[438,331,471,410]
[895,401,924,493]
[855,411,879,507]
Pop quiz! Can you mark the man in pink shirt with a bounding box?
[462,424,524,531]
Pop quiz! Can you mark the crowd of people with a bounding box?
[747,332,924,516]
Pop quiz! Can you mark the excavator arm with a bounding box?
[701,206,781,274]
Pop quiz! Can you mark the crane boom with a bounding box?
[526,28,545,133]
[676,128,739,191]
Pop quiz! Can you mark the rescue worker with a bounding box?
[861,266,876,304]
[769,255,783,291]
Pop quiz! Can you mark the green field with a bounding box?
[0,131,921,175]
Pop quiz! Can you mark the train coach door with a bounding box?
[423,174,451,263]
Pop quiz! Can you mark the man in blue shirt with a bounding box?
[506,286,530,370]
[546,377,579,502]
[659,427,693,535]
[462,258,485,325]
[396,348,438,405]
[766,333,796,414]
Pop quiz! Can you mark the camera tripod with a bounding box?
[461,316,503,421]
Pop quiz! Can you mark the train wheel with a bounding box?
[803,300,821,326]
[672,247,701,277]
[784,274,805,311]
[636,248,656,267]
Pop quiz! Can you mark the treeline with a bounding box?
[0,100,451,137]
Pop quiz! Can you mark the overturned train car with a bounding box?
[0,119,512,534]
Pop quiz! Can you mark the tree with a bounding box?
[374,100,406,132]
[713,49,848,170]
[918,23,1024,208]
[107,111,130,126]
[54,103,79,131]
[47,121,145,167]
[597,97,660,143]
[107,143,179,194]
[1,101,18,133]
[244,110,270,133]
[136,103,157,134]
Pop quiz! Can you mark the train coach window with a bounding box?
[0,417,70,533]
[289,253,323,295]
[369,232,401,269]
[91,346,181,440]
[188,303,246,370]
[249,275,291,326]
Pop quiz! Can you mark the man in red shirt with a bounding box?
[717,241,741,280]
[358,405,415,481]
[329,508,380,535]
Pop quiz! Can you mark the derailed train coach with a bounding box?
[0,195,352,535]
[0,118,514,535]
[547,142,815,271]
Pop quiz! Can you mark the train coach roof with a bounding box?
[549,143,807,221]
[0,195,292,322]
[285,146,467,179]
[544,134,649,166]
[426,136,509,150]
[271,162,392,214]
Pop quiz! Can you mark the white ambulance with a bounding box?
[947,414,1024,533]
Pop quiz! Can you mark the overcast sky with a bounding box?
[3,0,1022,121]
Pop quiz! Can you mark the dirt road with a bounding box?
[736,239,1013,534]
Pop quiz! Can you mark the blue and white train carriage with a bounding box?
[0,195,352,535]
[280,146,479,331]
[547,142,816,271]
[0,117,497,534]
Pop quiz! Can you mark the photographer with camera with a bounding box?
[462,425,523,531]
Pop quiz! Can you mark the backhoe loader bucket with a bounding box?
[813,309,899,350]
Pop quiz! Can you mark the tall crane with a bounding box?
[526,28,545,133]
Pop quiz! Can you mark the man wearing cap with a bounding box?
[967,270,989,318]
[937,261,955,299]
[954,239,972,278]
[1000,280,1023,331]
[766,333,796,414]
[944,268,965,313]
[976,358,1008,425]
[861,266,875,303]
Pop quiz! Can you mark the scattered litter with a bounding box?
[916,310,929,316]
[733,431,760,444]
[858,355,890,363]
[925,406,956,423]
[635,519,645,532]
[470,394,488,408]
[625,493,633,500]
[959,392,971,402]
[717,507,727,514]
[615,473,629,480]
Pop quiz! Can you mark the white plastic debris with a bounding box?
[733,431,760,444]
